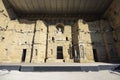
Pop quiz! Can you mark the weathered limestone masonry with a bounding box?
[72,19,114,62]
[104,0,120,62]
[0,0,120,63]
[46,23,72,63]
[0,4,35,63]
[32,20,47,63]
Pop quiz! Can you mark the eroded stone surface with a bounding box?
[0,0,120,63]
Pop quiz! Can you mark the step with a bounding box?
[0,63,119,72]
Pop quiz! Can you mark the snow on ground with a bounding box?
[0,70,120,80]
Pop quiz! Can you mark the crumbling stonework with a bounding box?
[0,0,120,63]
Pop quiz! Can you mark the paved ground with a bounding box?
[0,63,120,80]
[0,62,120,72]
[0,70,120,80]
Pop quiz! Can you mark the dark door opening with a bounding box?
[57,46,63,59]
[93,49,98,62]
[21,49,27,62]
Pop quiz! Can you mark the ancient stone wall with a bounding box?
[104,0,120,61]
[32,20,47,63]
[72,19,119,62]
[0,0,119,63]
[46,23,72,63]
[0,20,35,63]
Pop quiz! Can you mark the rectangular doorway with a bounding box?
[93,49,98,62]
[21,49,27,62]
[57,46,63,59]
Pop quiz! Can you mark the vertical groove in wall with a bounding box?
[45,24,48,62]
[30,21,36,63]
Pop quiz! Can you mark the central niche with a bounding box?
[56,23,64,34]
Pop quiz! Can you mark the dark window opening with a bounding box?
[52,37,55,41]
[41,28,43,31]
[2,37,5,39]
[35,49,38,56]
[21,49,27,62]
[92,42,94,45]
[1,37,5,41]
[5,49,8,51]
[93,49,98,62]
[66,37,69,41]
[57,46,63,59]
[114,11,117,15]
[20,29,23,32]
[25,41,27,44]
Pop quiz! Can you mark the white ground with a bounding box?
[0,70,120,80]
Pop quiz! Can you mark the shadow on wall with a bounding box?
[2,0,17,20]
[72,19,119,63]
[87,20,119,62]
[87,20,107,62]
[2,0,38,25]
[1,0,119,63]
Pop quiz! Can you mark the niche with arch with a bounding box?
[56,23,64,34]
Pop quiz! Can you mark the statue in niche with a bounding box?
[56,24,64,34]
[57,27,62,34]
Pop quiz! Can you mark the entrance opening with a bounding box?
[57,46,63,59]
[21,49,27,62]
[93,49,98,62]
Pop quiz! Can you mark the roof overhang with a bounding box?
[7,0,113,15]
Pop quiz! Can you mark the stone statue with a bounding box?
[57,27,62,34]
